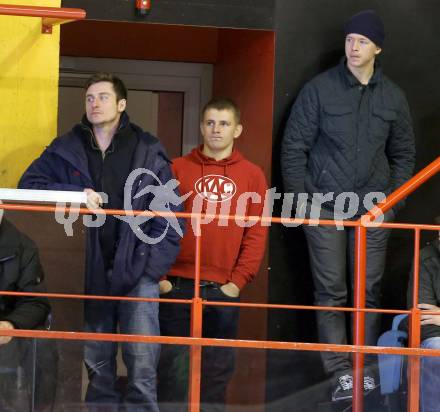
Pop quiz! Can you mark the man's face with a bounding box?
[85,81,126,128]
[200,109,242,157]
[345,33,381,70]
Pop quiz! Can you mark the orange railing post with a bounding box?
[189,217,203,412]
[359,157,440,412]
[353,225,367,412]
[408,228,421,412]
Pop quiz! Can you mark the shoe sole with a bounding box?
[331,394,353,402]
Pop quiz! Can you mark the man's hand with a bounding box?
[0,321,14,345]
[419,303,440,326]
[220,282,240,298]
[159,279,173,295]
[84,188,103,210]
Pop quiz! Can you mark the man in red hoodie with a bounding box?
[157,97,268,412]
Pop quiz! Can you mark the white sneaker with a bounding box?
[332,374,353,401]
[363,375,378,392]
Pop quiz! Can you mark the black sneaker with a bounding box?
[363,375,378,393]
[332,374,353,401]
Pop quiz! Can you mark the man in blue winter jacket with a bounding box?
[19,72,183,411]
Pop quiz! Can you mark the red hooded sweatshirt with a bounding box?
[168,146,268,290]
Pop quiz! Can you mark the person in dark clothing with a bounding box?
[18,73,184,411]
[0,207,51,411]
[407,217,440,412]
[281,10,415,401]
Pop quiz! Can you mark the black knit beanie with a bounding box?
[344,10,385,48]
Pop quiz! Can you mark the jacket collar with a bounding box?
[47,112,131,183]
[79,112,135,155]
[339,57,382,88]
[47,113,165,189]
[79,111,130,134]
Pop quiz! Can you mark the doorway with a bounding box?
[58,56,214,157]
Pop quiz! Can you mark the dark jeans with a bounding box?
[84,276,160,412]
[157,277,240,412]
[303,206,394,376]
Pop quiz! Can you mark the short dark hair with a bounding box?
[201,97,241,123]
[84,72,127,102]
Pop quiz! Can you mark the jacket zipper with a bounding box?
[354,86,366,190]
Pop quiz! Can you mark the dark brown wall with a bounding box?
[214,28,274,178]
[61,20,219,63]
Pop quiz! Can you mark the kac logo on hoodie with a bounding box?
[195,174,237,203]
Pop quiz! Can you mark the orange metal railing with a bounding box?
[352,156,440,412]
[0,3,86,33]
[0,156,440,412]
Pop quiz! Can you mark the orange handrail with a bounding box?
[352,156,440,412]
[1,155,440,412]
[0,209,437,411]
[1,328,440,357]
[365,156,440,220]
[0,3,86,33]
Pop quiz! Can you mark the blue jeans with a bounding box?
[421,337,440,412]
[84,276,160,412]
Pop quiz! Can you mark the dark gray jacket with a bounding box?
[281,59,415,214]
[0,219,50,329]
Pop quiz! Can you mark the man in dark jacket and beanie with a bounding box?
[19,73,183,411]
[407,216,440,412]
[281,10,415,401]
[0,206,51,410]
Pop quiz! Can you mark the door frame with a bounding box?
[59,56,213,154]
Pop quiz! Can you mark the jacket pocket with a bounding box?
[371,107,397,139]
[322,104,353,134]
